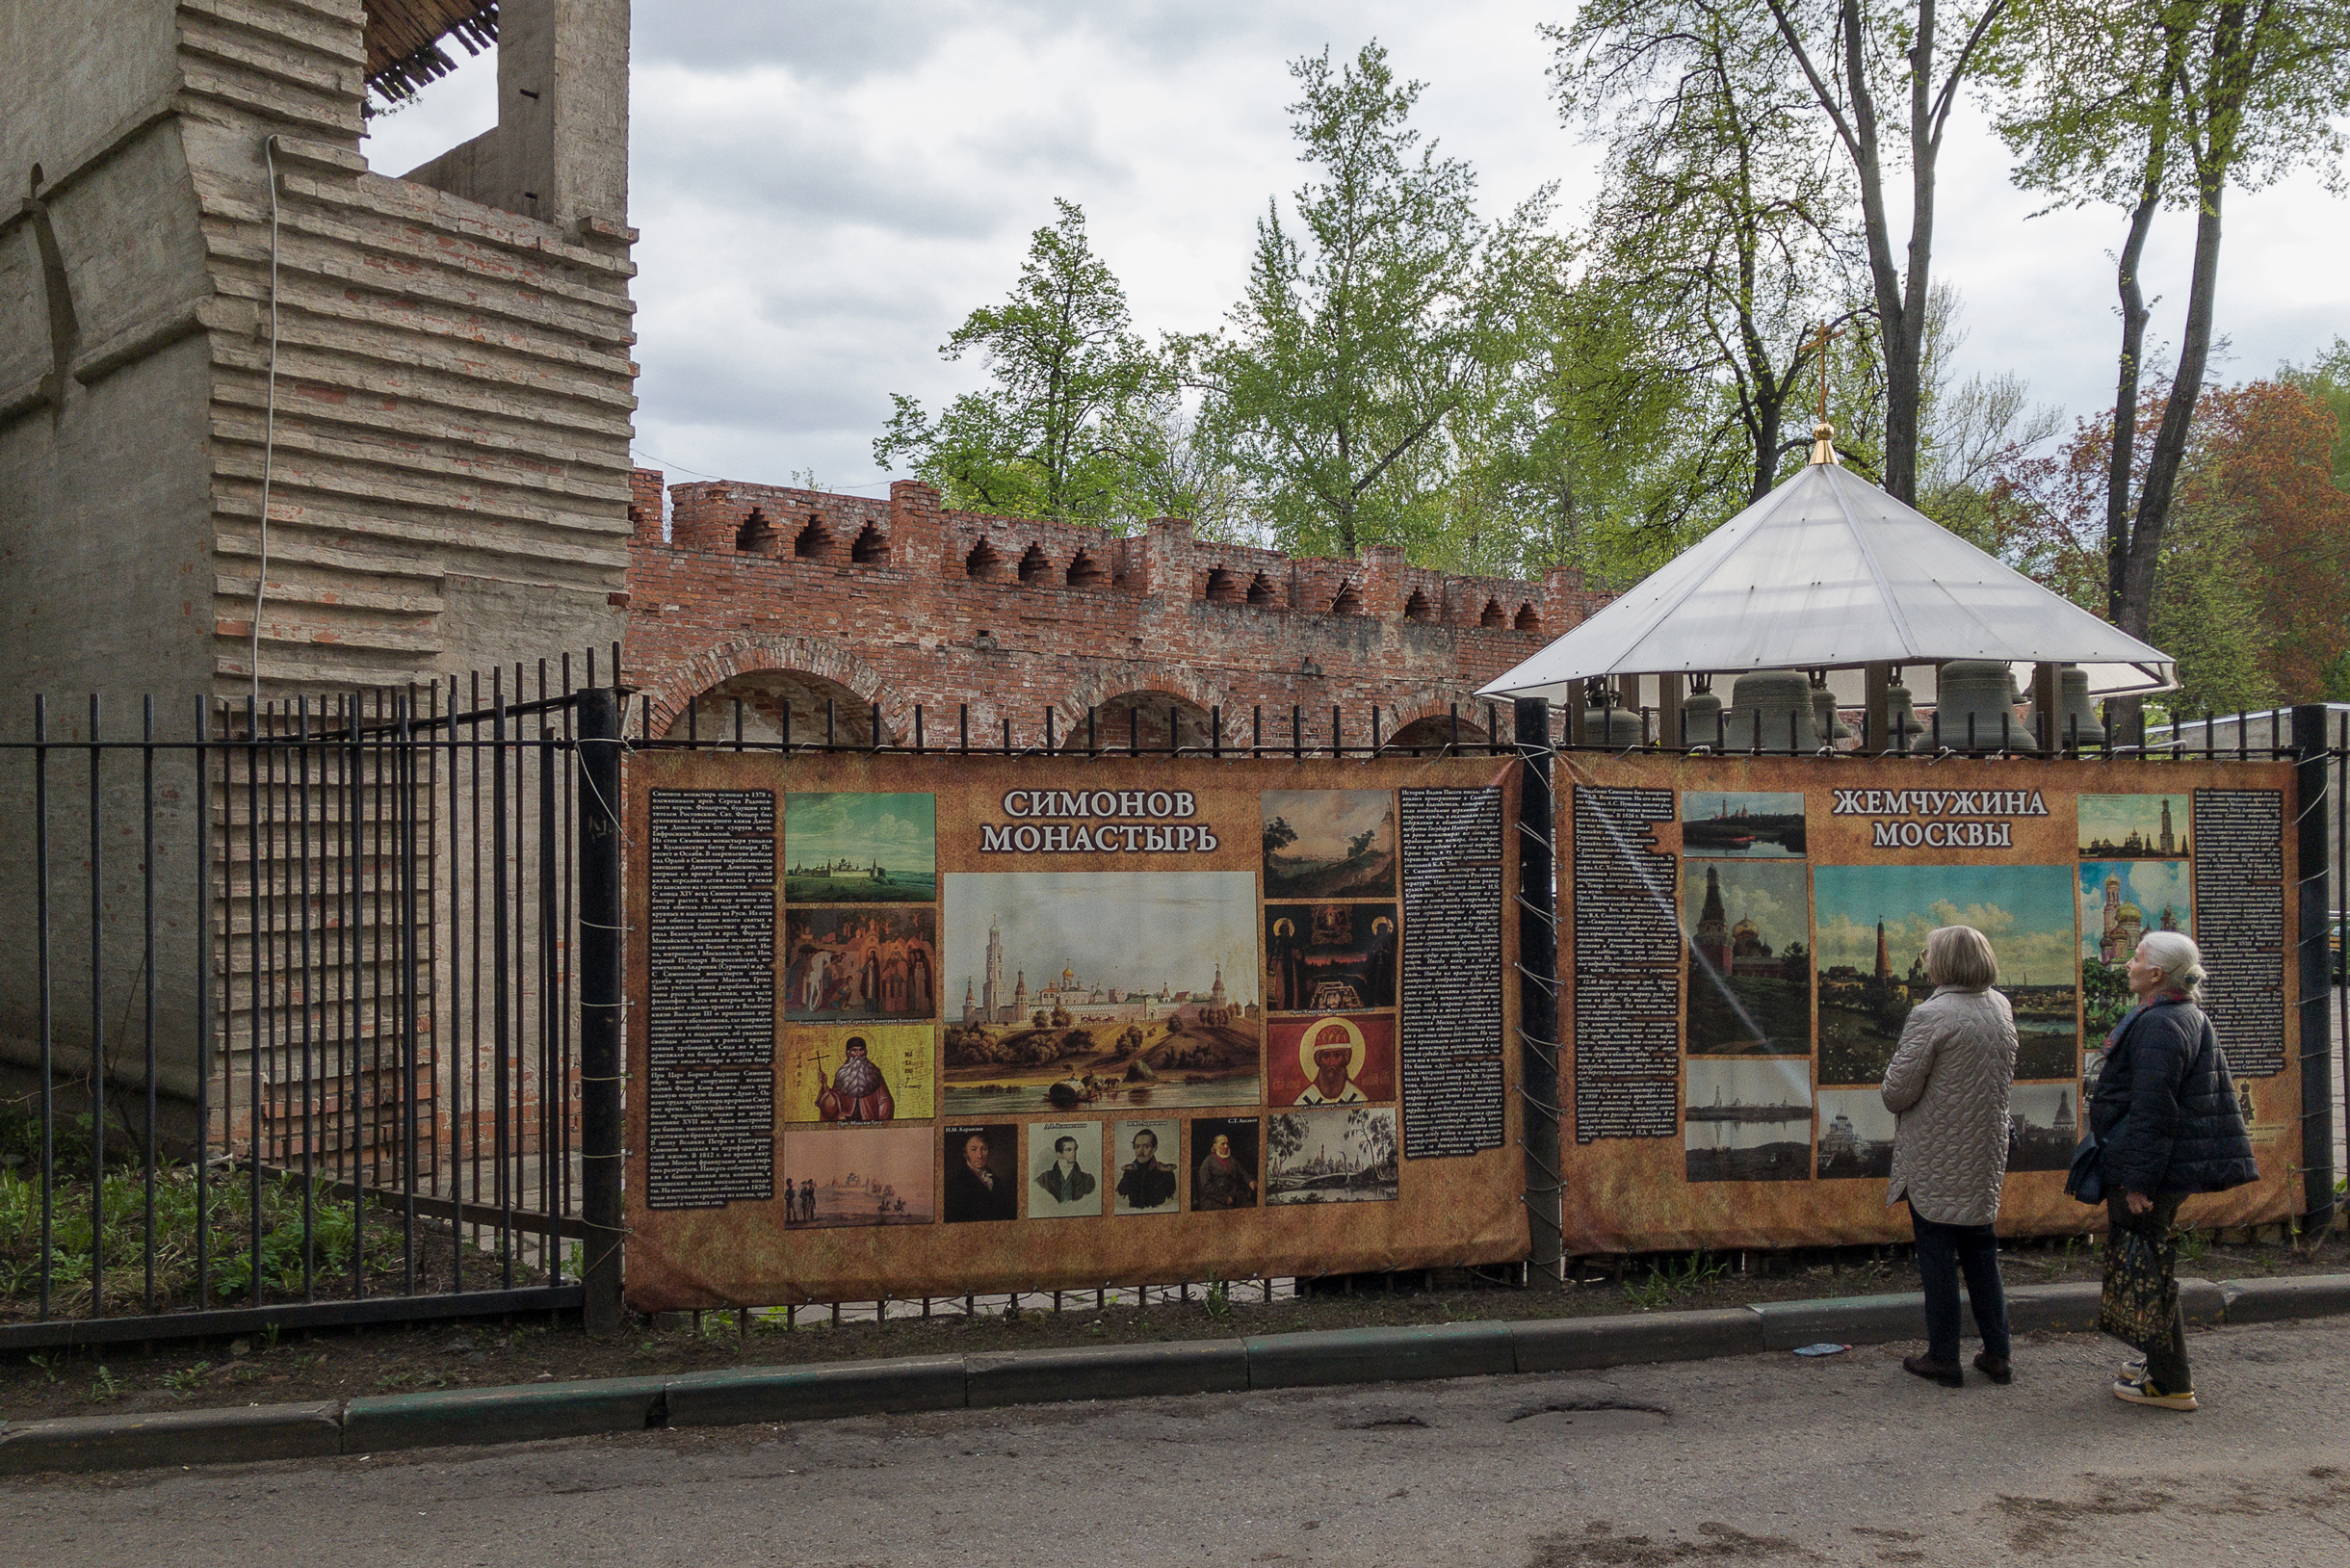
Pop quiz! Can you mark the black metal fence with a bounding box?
[0,653,627,1350]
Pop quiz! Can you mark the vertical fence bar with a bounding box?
[400,692,422,1292]
[539,699,561,1280]
[493,676,512,1286]
[195,696,212,1306]
[247,697,264,1306]
[2293,704,2337,1231]
[35,694,53,1319]
[578,687,626,1334]
[298,697,315,1299]
[142,697,157,1310]
[87,695,104,1316]
[349,693,366,1296]
[1514,697,1563,1279]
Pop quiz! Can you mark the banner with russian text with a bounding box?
[1559,752,2302,1253]
[624,750,1527,1309]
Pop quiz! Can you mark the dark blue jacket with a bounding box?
[2088,996,2259,1195]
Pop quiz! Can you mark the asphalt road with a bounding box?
[13,1318,2349,1567]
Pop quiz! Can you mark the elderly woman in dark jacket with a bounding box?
[2090,929,2259,1412]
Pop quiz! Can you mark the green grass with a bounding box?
[0,1160,410,1316]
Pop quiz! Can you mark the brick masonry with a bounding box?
[622,473,1611,745]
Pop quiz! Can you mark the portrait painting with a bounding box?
[783,906,939,1023]
[1265,1107,1397,1205]
[1189,1117,1261,1211]
[780,1024,934,1124]
[1265,902,1398,1014]
[1112,1117,1183,1215]
[1027,1120,1104,1218]
[941,872,1262,1113]
[1261,790,1397,900]
[942,1123,1020,1223]
[784,792,937,903]
[1266,1013,1397,1106]
[778,1126,932,1229]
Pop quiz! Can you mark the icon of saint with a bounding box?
[817,1037,896,1122]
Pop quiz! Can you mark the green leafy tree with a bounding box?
[1755,0,2016,506]
[1990,0,2350,651]
[874,199,1175,527]
[1198,42,1554,558]
[1550,0,1861,504]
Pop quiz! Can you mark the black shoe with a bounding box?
[1973,1351,2012,1385]
[1903,1353,1964,1388]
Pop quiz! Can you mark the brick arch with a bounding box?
[1381,692,1504,752]
[1051,662,1227,721]
[640,637,898,739]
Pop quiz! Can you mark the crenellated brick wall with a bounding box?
[623,471,1609,746]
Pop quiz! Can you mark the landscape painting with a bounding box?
[1681,791,1808,858]
[784,793,937,903]
[1682,859,1812,1056]
[2078,794,2191,860]
[1261,790,1397,899]
[777,1126,933,1229]
[940,871,1262,1114]
[1813,863,2078,1085]
[1266,1107,1397,1205]
[1684,1058,1812,1183]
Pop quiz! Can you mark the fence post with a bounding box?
[1514,697,1563,1278]
[2292,704,2336,1233]
[579,687,627,1332]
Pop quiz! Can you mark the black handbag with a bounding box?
[2064,1127,2103,1204]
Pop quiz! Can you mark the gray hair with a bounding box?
[1923,925,1998,989]
[2135,929,2206,999]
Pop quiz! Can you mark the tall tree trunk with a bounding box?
[2120,175,2224,640]
[2104,170,2164,623]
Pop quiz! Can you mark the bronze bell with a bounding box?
[1883,678,1919,753]
[1581,703,1647,746]
[1932,660,2037,751]
[1811,686,1854,746]
[1722,669,1819,752]
[2054,665,2105,747]
[1681,685,1725,747]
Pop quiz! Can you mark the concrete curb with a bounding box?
[6,1270,2345,1476]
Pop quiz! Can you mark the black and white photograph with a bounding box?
[1814,1089,1897,1180]
[2007,1084,2082,1173]
[1684,1058,1813,1183]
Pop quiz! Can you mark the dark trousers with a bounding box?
[2106,1189,2191,1392]
[1908,1202,2011,1364]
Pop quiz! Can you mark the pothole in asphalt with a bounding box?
[1347,1413,1432,1429]
[1508,1399,1669,1433]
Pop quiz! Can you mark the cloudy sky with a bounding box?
[363,1,2349,502]
[1814,862,2079,982]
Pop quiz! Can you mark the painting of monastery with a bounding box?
[940,872,1263,1114]
[2077,794,2191,860]
[2078,859,2192,1035]
[1261,790,1397,899]
[784,793,937,902]
[1682,859,1811,1056]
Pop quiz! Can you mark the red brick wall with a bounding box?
[621,468,1609,741]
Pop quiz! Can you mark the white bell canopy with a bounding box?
[1477,457,2176,704]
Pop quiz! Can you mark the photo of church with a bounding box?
[1681,859,1812,1056]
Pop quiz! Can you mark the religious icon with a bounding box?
[1266,1014,1397,1106]
[780,1025,933,1122]
[1264,902,1397,1014]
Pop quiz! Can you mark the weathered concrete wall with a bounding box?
[625,475,1605,746]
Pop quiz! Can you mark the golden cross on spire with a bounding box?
[1800,319,1844,465]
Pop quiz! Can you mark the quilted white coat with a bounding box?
[1881,985,2019,1226]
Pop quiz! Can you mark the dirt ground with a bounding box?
[5,1228,2342,1424]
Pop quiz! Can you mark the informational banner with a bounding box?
[1558,753,2302,1253]
[625,751,1527,1309]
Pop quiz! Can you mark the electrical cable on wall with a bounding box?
[252,134,282,711]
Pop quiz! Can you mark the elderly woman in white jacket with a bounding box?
[1882,924,2019,1389]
